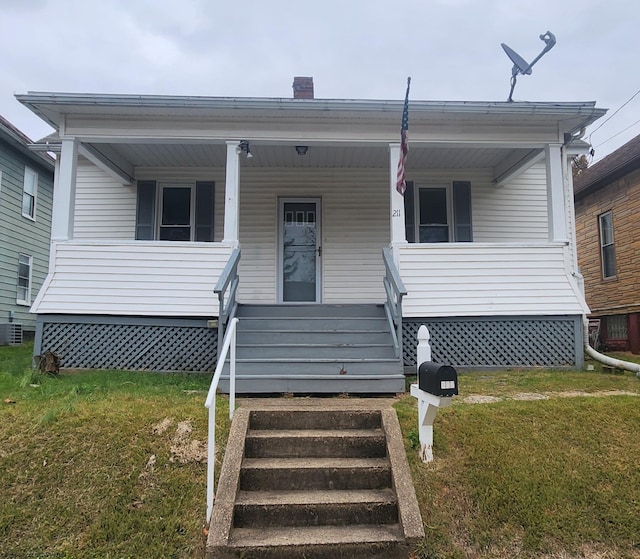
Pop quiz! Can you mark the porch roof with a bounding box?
[17,91,605,137]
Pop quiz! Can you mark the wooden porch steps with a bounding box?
[219,304,405,394]
[206,402,424,559]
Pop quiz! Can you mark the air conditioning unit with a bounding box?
[0,323,23,346]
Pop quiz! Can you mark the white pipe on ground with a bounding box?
[583,317,640,378]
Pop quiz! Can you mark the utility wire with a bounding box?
[588,87,640,143]
[595,117,640,148]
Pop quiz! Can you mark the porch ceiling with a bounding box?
[86,141,526,171]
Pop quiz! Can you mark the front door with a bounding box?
[278,198,321,303]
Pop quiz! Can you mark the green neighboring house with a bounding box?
[0,115,54,340]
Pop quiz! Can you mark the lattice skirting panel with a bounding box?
[35,315,217,372]
[402,316,582,369]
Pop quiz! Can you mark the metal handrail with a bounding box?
[382,247,408,359]
[213,248,240,343]
[204,316,239,524]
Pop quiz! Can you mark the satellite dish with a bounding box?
[501,31,556,101]
[501,44,532,76]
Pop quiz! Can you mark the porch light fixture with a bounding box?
[239,140,253,159]
[295,145,308,156]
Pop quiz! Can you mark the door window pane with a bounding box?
[283,202,317,302]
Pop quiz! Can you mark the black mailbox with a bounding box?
[418,362,458,397]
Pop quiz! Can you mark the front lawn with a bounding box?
[1,343,639,558]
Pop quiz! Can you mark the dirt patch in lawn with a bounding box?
[461,390,638,405]
[170,420,207,464]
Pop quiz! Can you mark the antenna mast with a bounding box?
[502,31,556,102]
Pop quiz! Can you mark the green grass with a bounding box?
[396,366,640,558]
[0,343,230,559]
[2,343,640,558]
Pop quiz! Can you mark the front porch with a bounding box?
[21,94,604,382]
[33,238,585,377]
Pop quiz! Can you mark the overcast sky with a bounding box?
[1,0,638,163]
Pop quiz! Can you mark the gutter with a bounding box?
[15,92,607,120]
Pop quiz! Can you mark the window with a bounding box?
[404,181,472,243]
[17,254,32,305]
[135,180,214,241]
[22,167,38,220]
[598,211,616,279]
[159,185,193,241]
[606,315,627,340]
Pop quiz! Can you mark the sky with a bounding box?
[1,0,639,164]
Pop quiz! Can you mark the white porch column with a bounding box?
[223,141,241,247]
[389,143,407,260]
[546,143,568,243]
[51,137,78,242]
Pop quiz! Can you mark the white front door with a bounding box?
[278,198,321,303]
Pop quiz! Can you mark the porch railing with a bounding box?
[213,248,240,344]
[382,247,408,359]
[204,316,239,524]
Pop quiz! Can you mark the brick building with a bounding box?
[574,134,640,353]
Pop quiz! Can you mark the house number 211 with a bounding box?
[392,209,402,217]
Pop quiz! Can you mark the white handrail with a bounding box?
[204,316,239,524]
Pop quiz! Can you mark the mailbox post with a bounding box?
[411,325,458,463]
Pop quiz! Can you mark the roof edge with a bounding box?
[0,115,55,169]
[16,91,604,115]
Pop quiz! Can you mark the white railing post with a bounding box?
[204,317,239,524]
[417,325,431,366]
[229,327,236,420]
[206,396,216,523]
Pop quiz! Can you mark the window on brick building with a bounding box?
[598,211,616,279]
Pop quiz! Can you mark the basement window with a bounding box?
[606,315,627,340]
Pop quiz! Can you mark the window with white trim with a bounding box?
[598,210,616,279]
[17,254,32,305]
[135,180,215,241]
[404,181,472,243]
[22,167,38,220]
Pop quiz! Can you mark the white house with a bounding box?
[17,79,605,392]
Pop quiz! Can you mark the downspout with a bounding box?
[583,317,640,377]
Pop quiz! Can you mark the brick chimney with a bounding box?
[293,76,314,99]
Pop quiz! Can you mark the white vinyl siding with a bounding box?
[74,158,137,239]
[399,243,586,317]
[31,242,233,316]
[74,164,227,242]
[58,160,559,312]
[471,162,548,242]
[236,168,389,304]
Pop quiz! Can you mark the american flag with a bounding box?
[396,77,411,195]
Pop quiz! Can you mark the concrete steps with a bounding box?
[219,304,405,394]
[207,401,424,559]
